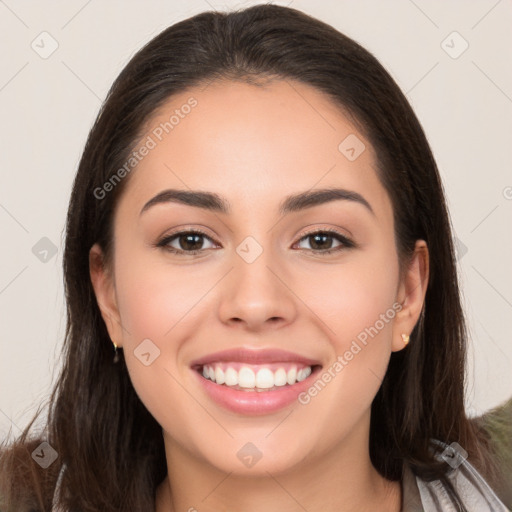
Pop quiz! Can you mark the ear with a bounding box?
[89,243,124,348]
[391,240,429,352]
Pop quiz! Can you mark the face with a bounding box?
[90,78,427,476]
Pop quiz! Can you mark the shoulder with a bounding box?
[472,398,512,508]
[401,437,511,512]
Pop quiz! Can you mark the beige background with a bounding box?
[1,0,511,439]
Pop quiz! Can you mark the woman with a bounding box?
[0,4,510,511]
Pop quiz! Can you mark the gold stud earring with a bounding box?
[112,340,120,364]
[401,333,410,346]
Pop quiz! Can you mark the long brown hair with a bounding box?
[0,4,497,511]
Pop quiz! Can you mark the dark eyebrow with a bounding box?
[279,188,374,216]
[139,188,374,217]
[140,189,230,216]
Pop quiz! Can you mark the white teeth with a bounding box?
[255,368,275,389]
[215,366,225,385]
[238,367,256,388]
[224,367,238,386]
[286,367,297,385]
[201,363,313,389]
[296,366,312,382]
[274,368,288,386]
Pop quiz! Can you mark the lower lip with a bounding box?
[193,366,321,415]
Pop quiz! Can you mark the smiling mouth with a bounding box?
[195,362,322,392]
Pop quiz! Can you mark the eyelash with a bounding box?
[155,228,355,256]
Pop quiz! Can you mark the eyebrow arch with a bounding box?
[139,187,374,217]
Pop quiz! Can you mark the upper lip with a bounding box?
[190,348,322,368]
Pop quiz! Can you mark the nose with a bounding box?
[217,243,297,332]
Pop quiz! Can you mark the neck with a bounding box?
[155,419,401,512]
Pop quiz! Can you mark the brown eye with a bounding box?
[295,230,354,254]
[157,230,217,255]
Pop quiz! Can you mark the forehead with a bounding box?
[116,78,390,219]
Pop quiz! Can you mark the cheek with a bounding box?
[301,246,399,350]
[112,250,211,445]
[113,244,211,345]
[292,256,399,449]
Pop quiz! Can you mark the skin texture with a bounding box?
[89,79,429,512]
